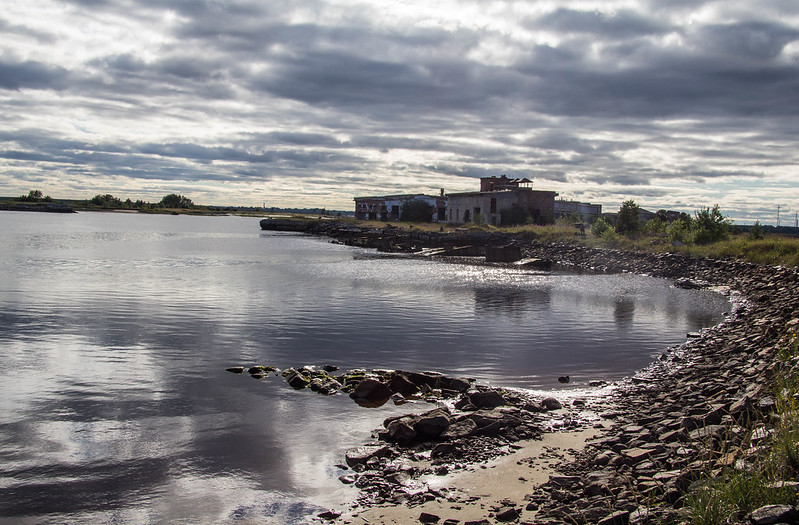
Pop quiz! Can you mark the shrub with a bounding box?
[591,217,613,237]
[691,205,730,245]
[749,221,765,240]
[667,217,692,244]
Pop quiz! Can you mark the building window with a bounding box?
[490,198,497,214]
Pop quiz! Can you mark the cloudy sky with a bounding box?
[2,0,798,223]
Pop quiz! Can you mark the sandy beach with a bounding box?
[339,427,598,524]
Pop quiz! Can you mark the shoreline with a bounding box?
[298,221,799,524]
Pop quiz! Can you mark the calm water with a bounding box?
[0,211,729,524]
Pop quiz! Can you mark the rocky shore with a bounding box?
[267,220,799,524]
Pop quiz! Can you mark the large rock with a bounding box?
[386,417,418,443]
[349,378,392,407]
[440,418,477,440]
[345,444,393,467]
[748,505,799,525]
[468,390,507,409]
[387,374,420,397]
[413,408,452,438]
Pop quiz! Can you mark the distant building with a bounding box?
[553,199,602,223]
[354,192,447,222]
[447,176,557,226]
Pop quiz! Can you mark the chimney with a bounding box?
[440,188,445,197]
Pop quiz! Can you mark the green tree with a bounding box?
[615,200,641,235]
[89,194,123,208]
[691,204,730,245]
[399,199,433,222]
[19,189,44,202]
[158,194,194,208]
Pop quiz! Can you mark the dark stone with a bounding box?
[338,474,357,484]
[468,390,507,409]
[226,367,245,373]
[386,417,418,443]
[318,509,341,520]
[431,442,457,458]
[387,374,420,397]
[495,506,520,522]
[285,370,311,389]
[419,511,441,523]
[541,397,562,410]
[349,378,392,407]
[413,409,452,438]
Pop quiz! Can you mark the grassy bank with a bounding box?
[686,328,799,524]
[345,218,799,268]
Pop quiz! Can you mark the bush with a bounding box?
[667,217,692,244]
[591,217,613,237]
[749,221,765,240]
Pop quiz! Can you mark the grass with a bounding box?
[684,332,799,524]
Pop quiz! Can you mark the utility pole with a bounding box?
[795,211,798,228]
[777,205,781,227]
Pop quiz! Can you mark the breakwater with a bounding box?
[284,220,799,524]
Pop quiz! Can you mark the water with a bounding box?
[0,211,729,524]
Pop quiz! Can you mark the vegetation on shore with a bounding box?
[686,329,799,524]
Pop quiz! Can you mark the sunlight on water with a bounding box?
[0,212,730,524]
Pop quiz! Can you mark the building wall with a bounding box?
[554,200,603,223]
[354,194,446,222]
[447,189,557,225]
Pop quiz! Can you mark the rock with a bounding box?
[748,505,799,525]
[387,374,420,397]
[414,408,452,438]
[338,474,357,484]
[431,442,457,458]
[284,370,311,389]
[322,364,339,372]
[349,378,393,407]
[225,367,245,374]
[440,418,477,440]
[495,506,520,522]
[468,390,507,409]
[597,510,630,525]
[541,397,562,410]
[419,511,441,523]
[318,509,341,520]
[386,417,418,443]
[345,444,392,467]
[558,375,570,383]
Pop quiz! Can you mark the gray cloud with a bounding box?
[0,0,797,220]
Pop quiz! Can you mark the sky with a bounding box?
[1,0,798,224]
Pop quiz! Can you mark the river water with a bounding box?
[0,211,729,524]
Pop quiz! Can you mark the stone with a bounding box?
[748,504,799,525]
[495,506,520,522]
[468,390,507,409]
[597,510,630,525]
[419,511,441,523]
[387,374,420,397]
[386,417,418,443]
[440,418,477,440]
[431,442,457,458]
[414,408,452,438]
[541,397,562,410]
[226,367,245,373]
[349,378,393,407]
[285,370,311,389]
[318,509,341,520]
[345,445,392,467]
